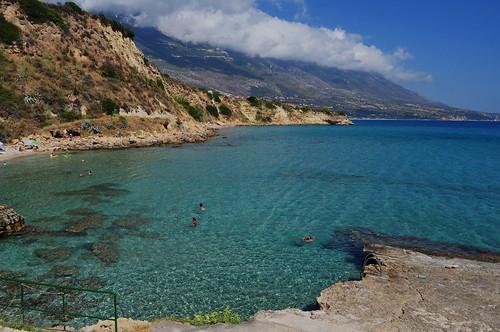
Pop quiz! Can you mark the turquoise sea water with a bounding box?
[1,120,500,323]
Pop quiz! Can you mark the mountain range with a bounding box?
[134,27,498,120]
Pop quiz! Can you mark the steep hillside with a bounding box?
[0,0,350,145]
[134,27,497,121]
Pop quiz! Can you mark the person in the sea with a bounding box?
[199,203,205,212]
[192,217,198,227]
[88,170,92,176]
[303,235,315,243]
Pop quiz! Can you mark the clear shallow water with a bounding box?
[1,120,500,322]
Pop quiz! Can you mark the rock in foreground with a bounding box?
[0,205,26,235]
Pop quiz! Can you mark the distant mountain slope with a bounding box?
[134,27,497,120]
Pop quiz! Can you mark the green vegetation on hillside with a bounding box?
[246,96,275,110]
[0,15,21,44]
[62,2,84,14]
[256,111,272,123]
[320,107,331,115]
[247,96,261,108]
[59,111,81,122]
[18,0,66,29]
[101,98,120,115]
[264,100,276,109]
[219,104,232,117]
[149,77,164,91]
[175,96,204,122]
[206,90,222,103]
[0,122,9,142]
[95,14,135,40]
[0,86,26,118]
[101,62,120,79]
[206,105,219,118]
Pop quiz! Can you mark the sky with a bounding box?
[59,0,500,113]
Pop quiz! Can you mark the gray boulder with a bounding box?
[0,205,26,235]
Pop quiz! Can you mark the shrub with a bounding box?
[101,98,119,115]
[59,111,81,122]
[219,104,232,117]
[63,2,84,15]
[150,78,164,91]
[206,105,219,118]
[264,100,276,109]
[212,92,222,103]
[0,86,27,118]
[320,107,331,115]
[174,96,190,109]
[0,123,9,142]
[187,105,204,122]
[175,97,204,122]
[119,116,128,128]
[96,14,135,40]
[247,96,262,108]
[0,15,21,45]
[101,62,119,79]
[19,0,66,29]
[156,78,164,90]
[166,308,241,326]
[256,111,272,123]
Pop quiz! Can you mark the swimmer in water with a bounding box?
[303,235,315,243]
[192,217,198,227]
[199,203,205,211]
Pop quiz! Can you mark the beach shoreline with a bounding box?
[0,126,218,162]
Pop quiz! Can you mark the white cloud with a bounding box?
[63,0,431,81]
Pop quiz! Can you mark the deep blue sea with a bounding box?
[0,120,499,323]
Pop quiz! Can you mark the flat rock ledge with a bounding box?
[0,205,25,235]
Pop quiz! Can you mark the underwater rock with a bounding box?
[89,240,119,264]
[34,246,73,262]
[65,212,105,234]
[55,184,130,204]
[0,204,26,235]
[66,208,98,217]
[49,265,80,277]
[328,227,500,263]
[30,216,63,223]
[0,270,26,279]
[111,213,149,229]
[73,276,106,289]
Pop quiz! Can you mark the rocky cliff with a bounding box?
[0,0,350,145]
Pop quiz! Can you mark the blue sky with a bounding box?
[74,0,499,113]
[258,0,500,113]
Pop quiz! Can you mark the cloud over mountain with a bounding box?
[67,0,431,81]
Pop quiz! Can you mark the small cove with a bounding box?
[1,120,500,323]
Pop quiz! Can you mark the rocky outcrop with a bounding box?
[0,205,26,235]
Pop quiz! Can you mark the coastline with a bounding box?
[0,117,353,162]
[0,126,218,162]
